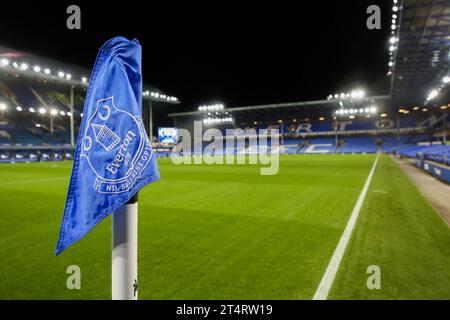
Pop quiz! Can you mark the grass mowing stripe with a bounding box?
[313,154,379,300]
[0,155,377,299]
[1,176,67,186]
[328,156,450,299]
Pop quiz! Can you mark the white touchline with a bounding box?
[313,153,380,300]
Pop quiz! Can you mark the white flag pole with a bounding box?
[112,193,138,300]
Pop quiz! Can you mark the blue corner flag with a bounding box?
[55,37,160,255]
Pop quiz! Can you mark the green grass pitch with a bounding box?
[0,154,449,299]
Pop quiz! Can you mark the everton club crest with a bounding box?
[81,96,153,194]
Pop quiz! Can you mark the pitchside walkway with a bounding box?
[393,156,450,226]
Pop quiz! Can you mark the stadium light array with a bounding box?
[198,103,225,112]
[203,117,233,125]
[143,90,178,102]
[327,88,365,101]
[0,57,179,102]
[387,0,401,76]
[334,106,377,116]
[425,74,450,103]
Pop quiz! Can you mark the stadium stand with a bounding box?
[339,136,378,154]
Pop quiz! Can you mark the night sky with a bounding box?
[0,1,392,112]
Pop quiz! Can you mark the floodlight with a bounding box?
[50,109,58,116]
[44,68,51,74]
[1,58,9,66]
[16,106,22,111]
[82,77,88,83]
[33,65,41,72]
[350,89,365,99]
[38,107,46,114]
[58,71,65,78]
[443,76,450,84]
[60,111,66,116]
[0,103,7,111]
[427,89,438,100]
[29,107,36,113]
[65,73,72,80]
[393,6,398,12]
[20,63,28,70]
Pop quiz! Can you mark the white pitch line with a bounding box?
[313,153,380,300]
